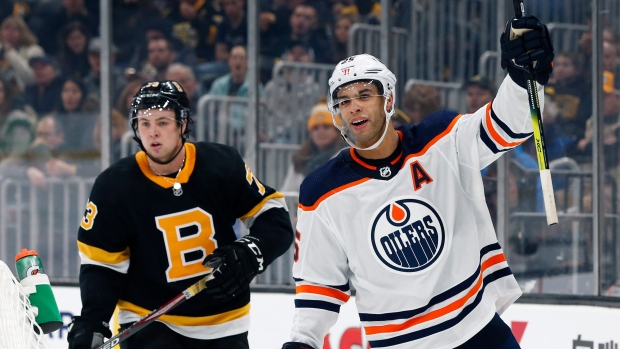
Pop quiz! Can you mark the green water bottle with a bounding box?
[15,249,62,334]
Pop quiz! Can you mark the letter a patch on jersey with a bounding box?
[410,161,433,191]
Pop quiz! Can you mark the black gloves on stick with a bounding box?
[500,15,554,88]
[67,316,112,349]
[203,236,265,299]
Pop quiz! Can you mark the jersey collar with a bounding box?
[347,131,404,180]
[136,143,196,188]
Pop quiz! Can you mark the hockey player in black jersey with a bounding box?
[68,80,293,349]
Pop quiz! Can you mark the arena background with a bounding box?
[0,0,619,347]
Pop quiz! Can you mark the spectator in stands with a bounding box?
[0,76,35,160]
[577,26,618,86]
[54,77,98,152]
[83,37,126,103]
[207,45,263,145]
[209,45,259,98]
[545,52,590,157]
[23,55,64,116]
[92,108,128,163]
[575,77,620,168]
[0,15,43,92]
[116,80,145,120]
[1,115,59,186]
[190,0,246,89]
[165,63,201,112]
[141,36,178,82]
[215,0,247,62]
[166,0,223,63]
[280,102,346,192]
[28,0,98,55]
[56,21,91,80]
[482,153,543,252]
[402,83,441,125]
[391,108,411,128]
[331,14,356,63]
[339,0,381,25]
[330,1,347,19]
[262,42,323,144]
[259,0,291,53]
[464,75,495,114]
[603,40,619,77]
[127,17,197,78]
[111,0,162,67]
[263,3,333,66]
[0,115,68,188]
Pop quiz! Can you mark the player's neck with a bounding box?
[356,128,399,160]
[149,145,186,175]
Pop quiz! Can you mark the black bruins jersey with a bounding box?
[77,142,293,339]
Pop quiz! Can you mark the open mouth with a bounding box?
[351,118,368,128]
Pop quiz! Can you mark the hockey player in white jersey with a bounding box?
[282,15,554,349]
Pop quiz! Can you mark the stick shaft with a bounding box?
[97,258,222,349]
[512,0,558,225]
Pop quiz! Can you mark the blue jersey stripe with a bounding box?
[490,107,532,140]
[359,243,502,322]
[480,124,512,153]
[293,278,350,292]
[367,267,513,348]
[295,299,341,313]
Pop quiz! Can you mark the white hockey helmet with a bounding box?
[327,54,397,150]
[327,54,397,116]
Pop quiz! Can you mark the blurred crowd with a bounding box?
[0,0,412,183]
[0,0,615,223]
[0,0,619,292]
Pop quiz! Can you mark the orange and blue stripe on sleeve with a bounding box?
[294,279,351,313]
[480,102,532,154]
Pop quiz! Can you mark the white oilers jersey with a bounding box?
[290,76,542,349]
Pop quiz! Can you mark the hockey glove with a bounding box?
[203,236,265,299]
[282,342,316,349]
[67,316,112,349]
[500,15,554,88]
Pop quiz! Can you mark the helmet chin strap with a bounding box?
[333,95,395,151]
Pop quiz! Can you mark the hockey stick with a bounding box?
[96,256,224,349]
[512,0,558,226]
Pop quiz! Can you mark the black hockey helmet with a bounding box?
[130,80,192,140]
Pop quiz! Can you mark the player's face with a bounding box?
[136,108,184,162]
[335,81,391,148]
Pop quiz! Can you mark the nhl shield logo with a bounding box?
[369,196,445,273]
[379,166,391,177]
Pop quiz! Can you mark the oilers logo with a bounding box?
[369,196,445,273]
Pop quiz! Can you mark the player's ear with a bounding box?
[386,91,395,113]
